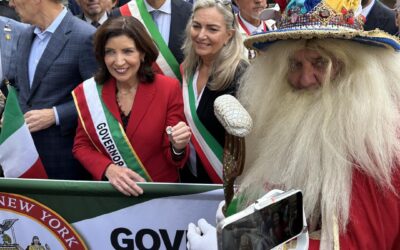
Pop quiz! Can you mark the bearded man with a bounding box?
[238,38,400,249]
[187,0,400,249]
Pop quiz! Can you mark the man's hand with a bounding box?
[24,109,56,132]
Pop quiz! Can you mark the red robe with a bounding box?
[309,168,400,249]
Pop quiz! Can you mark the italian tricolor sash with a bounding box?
[72,78,152,182]
[120,0,181,82]
[182,72,223,183]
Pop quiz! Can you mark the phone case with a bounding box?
[217,190,303,250]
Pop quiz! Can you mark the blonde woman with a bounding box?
[181,0,248,183]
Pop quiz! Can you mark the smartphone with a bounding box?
[217,190,304,250]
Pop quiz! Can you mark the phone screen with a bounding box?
[221,192,303,250]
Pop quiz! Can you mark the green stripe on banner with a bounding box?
[136,0,181,81]
[96,84,152,181]
[0,179,222,223]
[187,75,223,161]
[0,86,25,144]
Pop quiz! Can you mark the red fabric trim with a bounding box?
[191,135,223,184]
[237,15,268,35]
[73,84,108,156]
[20,158,48,179]
[275,0,287,13]
[120,4,132,16]
[237,15,251,35]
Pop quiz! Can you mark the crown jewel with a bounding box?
[279,0,365,31]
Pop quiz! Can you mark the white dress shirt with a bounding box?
[144,0,172,44]
[84,11,108,26]
[28,7,68,125]
[361,0,375,18]
[239,13,266,34]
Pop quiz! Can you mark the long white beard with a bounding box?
[237,40,400,247]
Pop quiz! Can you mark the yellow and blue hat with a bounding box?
[245,0,400,51]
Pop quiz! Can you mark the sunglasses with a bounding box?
[215,0,236,27]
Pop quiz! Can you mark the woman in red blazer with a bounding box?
[72,16,191,196]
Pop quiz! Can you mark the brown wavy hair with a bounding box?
[94,16,159,84]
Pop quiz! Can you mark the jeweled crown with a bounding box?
[279,0,365,31]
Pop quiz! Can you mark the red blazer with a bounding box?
[73,74,189,182]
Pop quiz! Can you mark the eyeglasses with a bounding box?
[215,0,236,27]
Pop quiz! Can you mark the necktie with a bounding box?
[150,10,160,28]
[91,21,100,28]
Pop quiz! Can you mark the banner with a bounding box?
[0,179,223,249]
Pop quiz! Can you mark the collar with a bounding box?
[84,11,108,25]
[361,0,375,18]
[238,13,266,34]
[144,0,172,15]
[34,7,67,36]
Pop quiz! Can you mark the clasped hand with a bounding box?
[166,121,191,152]
[24,109,56,132]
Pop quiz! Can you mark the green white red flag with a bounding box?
[0,86,47,178]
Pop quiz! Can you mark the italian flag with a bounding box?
[0,86,47,178]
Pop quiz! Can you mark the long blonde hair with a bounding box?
[182,0,244,90]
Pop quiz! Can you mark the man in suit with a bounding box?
[112,0,192,79]
[75,0,113,27]
[362,0,397,35]
[9,0,98,179]
[0,16,27,115]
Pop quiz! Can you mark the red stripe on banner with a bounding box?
[74,85,107,156]
[20,158,48,179]
[191,136,222,184]
[120,4,132,16]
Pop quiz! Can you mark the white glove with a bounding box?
[187,219,218,250]
[215,200,225,225]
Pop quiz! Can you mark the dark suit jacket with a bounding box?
[73,74,189,181]
[117,0,130,6]
[76,13,85,21]
[15,11,97,179]
[112,0,192,64]
[68,0,81,15]
[364,1,397,36]
[0,17,27,88]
